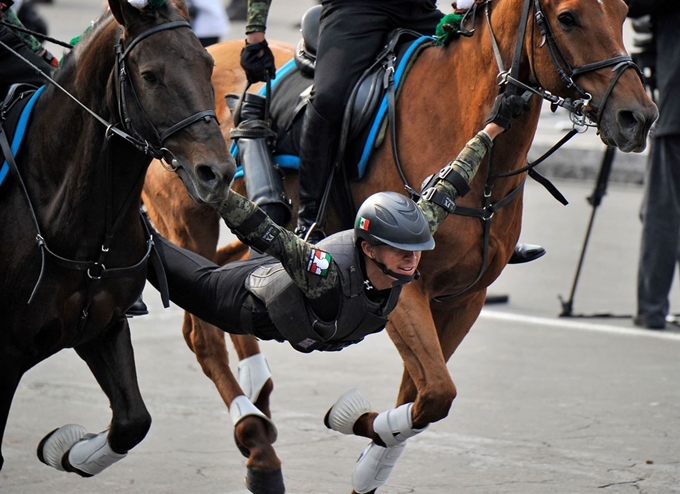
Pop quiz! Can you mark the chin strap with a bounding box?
[368,256,419,287]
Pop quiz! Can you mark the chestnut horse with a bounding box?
[142,0,656,491]
[0,0,233,477]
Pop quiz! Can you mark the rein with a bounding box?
[427,0,643,302]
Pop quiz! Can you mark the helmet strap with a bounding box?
[368,256,420,287]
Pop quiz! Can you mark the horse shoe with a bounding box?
[245,465,285,494]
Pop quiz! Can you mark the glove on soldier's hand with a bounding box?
[486,92,530,131]
[240,40,276,84]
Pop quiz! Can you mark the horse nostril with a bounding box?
[617,109,642,136]
[196,164,218,185]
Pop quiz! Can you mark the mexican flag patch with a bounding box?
[307,249,332,277]
[356,216,370,231]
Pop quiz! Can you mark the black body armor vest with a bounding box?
[245,231,402,352]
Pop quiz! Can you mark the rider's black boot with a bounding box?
[126,295,149,317]
[295,103,337,244]
[508,243,546,264]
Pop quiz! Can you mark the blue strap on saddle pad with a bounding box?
[0,85,46,187]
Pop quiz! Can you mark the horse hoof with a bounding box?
[37,424,88,471]
[352,441,406,494]
[245,466,285,494]
[324,388,372,435]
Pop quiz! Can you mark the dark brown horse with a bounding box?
[142,0,656,491]
[0,0,233,477]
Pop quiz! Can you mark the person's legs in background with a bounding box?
[635,135,680,329]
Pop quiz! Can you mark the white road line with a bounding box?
[480,309,680,341]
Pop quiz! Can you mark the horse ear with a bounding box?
[108,0,138,26]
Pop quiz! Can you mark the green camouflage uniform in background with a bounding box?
[213,130,493,300]
[245,0,271,34]
[2,8,43,54]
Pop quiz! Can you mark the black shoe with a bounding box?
[126,297,149,317]
[633,315,666,330]
[508,243,546,264]
[226,0,247,21]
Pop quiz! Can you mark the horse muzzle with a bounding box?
[599,102,658,154]
[173,154,237,205]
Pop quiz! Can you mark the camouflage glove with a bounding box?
[240,39,276,84]
[486,92,530,131]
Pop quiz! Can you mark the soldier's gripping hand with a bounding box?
[486,92,530,131]
[240,38,276,84]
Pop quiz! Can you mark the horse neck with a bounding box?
[436,0,542,178]
[25,21,149,243]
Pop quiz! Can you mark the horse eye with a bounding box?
[557,12,577,28]
[142,71,158,84]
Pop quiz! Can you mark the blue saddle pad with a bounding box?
[0,85,46,187]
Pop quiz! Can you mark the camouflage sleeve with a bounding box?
[245,0,272,34]
[4,8,43,55]
[214,190,339,299]
[417,130,493,234]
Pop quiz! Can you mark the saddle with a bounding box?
[228,6,434,185]
[0,83,42,188]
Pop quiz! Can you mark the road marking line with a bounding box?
[480,310,680,341]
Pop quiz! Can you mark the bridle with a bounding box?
[113,20,218,169]
[0,16,220,343]
[432,0,643,302]
[485,0,643,126]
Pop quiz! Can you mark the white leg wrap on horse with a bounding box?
[373,403,428,447]
[229,394,278,443]
[352,441,407,494]
[66,431,127,476]
[238,353,272,403]
[39,424,88,471]
[325,388,372,435]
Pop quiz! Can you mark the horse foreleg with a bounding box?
[215,240,275,416]
[328,285,485,493]
[183,314,281,492]
[38,317,150,476]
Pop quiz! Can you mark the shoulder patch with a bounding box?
[307,248,332,277]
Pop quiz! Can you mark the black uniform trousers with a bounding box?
[147,228,283,340]
[312,0,442,126]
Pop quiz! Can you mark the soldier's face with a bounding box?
[362,242,422,289]
[374,245,422,277]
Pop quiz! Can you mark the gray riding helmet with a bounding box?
[354,191,435,251]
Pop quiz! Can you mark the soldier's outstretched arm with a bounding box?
[213,191,339,299]
[418,122,505,234]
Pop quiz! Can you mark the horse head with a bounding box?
[106,0,235,204]
[518,0,657,152]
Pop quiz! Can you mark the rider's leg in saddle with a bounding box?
[234,93,292,227]
[294,101,337,243]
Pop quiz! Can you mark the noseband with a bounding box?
[114,20,219,168]
[486,0,643,125]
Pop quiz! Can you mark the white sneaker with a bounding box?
[352,441,406,493]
